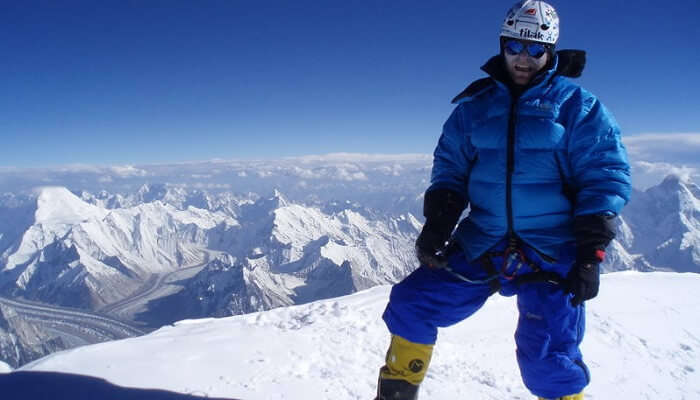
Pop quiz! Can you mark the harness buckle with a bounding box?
[501,247,526,280]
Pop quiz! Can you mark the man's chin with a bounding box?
[513,75,531,85]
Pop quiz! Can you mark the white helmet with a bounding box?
[500,0,559,45]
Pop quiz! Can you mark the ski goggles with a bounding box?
[503,39,548,59]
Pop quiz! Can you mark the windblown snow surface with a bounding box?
[0,360,11,373]
[14,272,700,399]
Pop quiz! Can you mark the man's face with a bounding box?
[503,39,550,86]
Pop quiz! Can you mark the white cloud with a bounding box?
[1,149,697,194]
[292,153,431,163]
[375,164,405,176]
[56,164,104,174]
[191,183,231,190]
[631,161,698,190]
[109,165,148,178]
[623,132,700,144]
[622,133,700,189]
[623,133,700,164]
[335,168,368,181]
[633,161,696,180]
[289,166,321,179]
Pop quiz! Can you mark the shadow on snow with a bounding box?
[0,371,240,400]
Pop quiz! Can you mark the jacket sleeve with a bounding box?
[427,105,475,201]
[568,91,631,216]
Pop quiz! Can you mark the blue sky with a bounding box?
[2,1,698,167]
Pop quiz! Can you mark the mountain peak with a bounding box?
[34,186,106,224]
[645,173,696,201]
[658,173,699,190]
[655,174,700,204]
[660,173,686,187]
[271,189,289,208]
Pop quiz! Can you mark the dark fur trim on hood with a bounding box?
[556,50,586,78]
[451,50,586,104]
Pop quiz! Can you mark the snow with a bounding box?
[320,240,366,268]
[3,186,239,295]
[34,186,107,225]
[19,272,700,399]
[0,360,12,373]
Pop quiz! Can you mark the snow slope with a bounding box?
[20,272,700,399]
[0,360,11,373]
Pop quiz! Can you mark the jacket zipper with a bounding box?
[506,97,517,247]
[505,96,558,264]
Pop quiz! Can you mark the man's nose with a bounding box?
[515,51,529,62]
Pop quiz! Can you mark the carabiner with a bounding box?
[501,247,525,280]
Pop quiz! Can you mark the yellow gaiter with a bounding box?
[379,335,434,385]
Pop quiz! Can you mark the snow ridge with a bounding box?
[19,272,700,400]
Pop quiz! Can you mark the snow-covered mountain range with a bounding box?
[0,185,421,323]
[0,186,236,310]
[617,175,700,272]
[1,172,699,320]
[13,272,700,399]
[0,155,698,369]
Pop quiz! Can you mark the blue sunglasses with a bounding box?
[503,39,548,59]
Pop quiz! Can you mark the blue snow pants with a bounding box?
[382,241,590,399]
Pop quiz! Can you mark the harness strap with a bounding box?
[439,241,500,288]
[513,270,565,287]
[479,255,501,294]
[437,240,565,290]
[441,265,499,286]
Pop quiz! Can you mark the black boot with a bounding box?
[375,376,419,400]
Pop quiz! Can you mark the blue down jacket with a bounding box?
[429,52,631,261]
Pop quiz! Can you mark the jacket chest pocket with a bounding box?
[513,108,567,181]
[516,107,566,151]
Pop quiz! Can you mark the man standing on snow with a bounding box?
[374,1,631,399]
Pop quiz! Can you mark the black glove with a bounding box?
[567,262,600,306]
[415,189,466,268]
[416,228,450,268]
[567,214,615,306]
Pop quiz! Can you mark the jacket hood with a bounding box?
[452,49,586,104]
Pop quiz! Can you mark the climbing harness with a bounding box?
[435,238,565,291]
